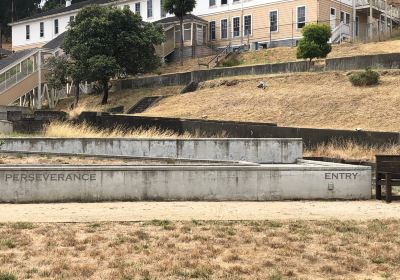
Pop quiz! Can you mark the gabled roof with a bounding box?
[154,14,208,26]
[0,49,37,71]
[11,0,113,25]
[0,48,12,57]
[42,32,66,50]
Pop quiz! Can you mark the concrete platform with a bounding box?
[0,160,371,203]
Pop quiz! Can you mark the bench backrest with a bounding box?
[376,155,400,176]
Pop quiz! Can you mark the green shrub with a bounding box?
[218,53,242,67]
[0,272,17,280]
[349,69,380,86]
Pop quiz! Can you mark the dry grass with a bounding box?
[56,86,182,117]
[305,141,400,162]
[140,70,400,132]
[0,220,399,279]
[44,122,192,139]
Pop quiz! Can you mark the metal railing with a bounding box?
[330,22,351,43]
[0,65,37,94]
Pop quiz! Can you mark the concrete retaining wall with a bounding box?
[0,161,371,202]
[0,120,13,134]
[116,53,400,90]
[326,53,400,71]
[78,113,400,147]
[0,138,303,164]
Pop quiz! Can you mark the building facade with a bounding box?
[9,0,400,52]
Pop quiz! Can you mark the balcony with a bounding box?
[356,0,400,21]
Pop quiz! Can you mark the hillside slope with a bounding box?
[139,71,400,132]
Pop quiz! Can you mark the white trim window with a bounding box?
[69,16,75,23]
[209,0,216,7]
[269,10,278,32]
[209,21,216,40]
[26,25,30,40]
[147,0,153,18]
[160,0,166,18]
[340,11,350,24]
[221,19,228,39]
[244,15,252,36]
[135,2,141,15]
[54,19,59,34]
[233,16,240,37]
[221,0,228,4]
[297,6,306,29]
[40,22,44,38]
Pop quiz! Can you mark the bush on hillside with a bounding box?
[349,69,380,86]
[297,23,332,62]
[218,53,242,67]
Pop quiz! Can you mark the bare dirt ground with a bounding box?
[1,201,400,223]
[0,211,399,279]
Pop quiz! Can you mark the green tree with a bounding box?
[163,0,196,66]
[296,23,332,63]
[62,5,164,104]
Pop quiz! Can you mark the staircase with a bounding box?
[330,22,351,43]
[127,96,164,114]
[198,44,232,69]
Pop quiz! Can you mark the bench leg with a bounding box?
[376,174,382,200]
[385,173,392,203]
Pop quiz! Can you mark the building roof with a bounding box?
[0,49,36,71]
[154,14,208,26]
[11,0,113,25]
[0,48,12,57]
[42,32,66,50]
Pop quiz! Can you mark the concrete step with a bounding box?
[127,96,164,114]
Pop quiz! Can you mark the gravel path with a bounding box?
[1,201,400,222]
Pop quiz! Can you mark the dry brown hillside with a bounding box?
[139,70,400,132]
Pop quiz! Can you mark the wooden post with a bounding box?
[385,173,392,203]
[376,173,382,200]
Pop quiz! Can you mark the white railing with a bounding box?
[0,67,37,94]
[330,22,351,43]
[356,0,400,21]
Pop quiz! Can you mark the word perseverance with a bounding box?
[5,173,96,182]
[324,173,358,180]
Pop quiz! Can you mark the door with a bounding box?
[330,8,336,30]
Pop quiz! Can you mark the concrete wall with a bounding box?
[0,160,371,202]
[0,120,13,134]
[0,138,303,164]
[116,53,400,90]
[78,113,400,147]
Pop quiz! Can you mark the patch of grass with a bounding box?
[0,272,17,280]
[149,219,175,230]
[10,222,35,230]
[349,68,380,86]
[0,239,16,249]
[217,53,242,68]
[371,256,385,264]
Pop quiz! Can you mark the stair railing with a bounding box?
[198,44,232,69]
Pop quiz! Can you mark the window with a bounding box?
[209,21,216,40]
[40,22,44,38]
[297,6,306,29]
[221,19,228,39]
[160,0,166,17]
[233,17,240,37]
[135,3,140,15]
[54,19,59,34]
[233,0,240,2]
[209,0,216,7]
[270,10,278,32]
[330,8,335,16]
[340,11,350,24]
[355,16,359,36]
[244,15,251,36]
[26,25,30,40]
[124,4,130,9]
[221,0,228,4]
[69,16,75,23]
[147,0,153,18]
[184,23,191,41]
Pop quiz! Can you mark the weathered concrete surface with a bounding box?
[0,120,13,134]
[0,160,371,203]
[0,201,398,222]
[0,138,303,164]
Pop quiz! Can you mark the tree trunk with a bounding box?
[180,18,184,66]
[75,82,80,106]
[101,80,109,105]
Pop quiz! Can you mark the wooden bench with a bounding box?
[376,155,400,203]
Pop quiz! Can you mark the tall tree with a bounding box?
[163,0,196,66]
[62,5,164,104]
